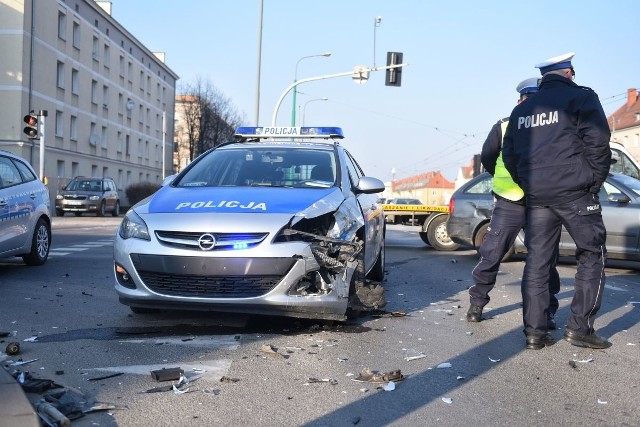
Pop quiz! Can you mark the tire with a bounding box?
[474,223,515,262]
[97,201,106,217]
[367,242,385,281]
[22,218,51,266]
[426,215,460,251]
[112,201,121,217]
[55,209,64,217]
[348,240,386,311]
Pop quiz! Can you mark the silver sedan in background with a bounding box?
[447,172,640,261]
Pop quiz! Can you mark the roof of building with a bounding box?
[392,171,454,192]
[609,88,640,131]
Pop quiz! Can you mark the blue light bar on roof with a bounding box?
[235,126,344,139]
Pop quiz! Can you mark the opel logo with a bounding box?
[197,233,216,251]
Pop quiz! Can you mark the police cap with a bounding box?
[535,52,575,75]
[516,77,540,95]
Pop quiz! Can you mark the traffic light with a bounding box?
[23,112,39,139]
[385,52,403,87]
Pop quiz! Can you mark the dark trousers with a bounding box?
[523,192,607,337]
[470,198,560,311]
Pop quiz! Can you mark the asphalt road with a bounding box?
[1,220,638,426]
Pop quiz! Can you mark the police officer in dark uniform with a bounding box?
[467,78,561,330]
[502,53,612,350]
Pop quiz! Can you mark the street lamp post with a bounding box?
[373,16,382,67]
[302,97,328,126]
[291,52,331,126]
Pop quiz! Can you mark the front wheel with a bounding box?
[112,201,121,217]
[348,241,386,313]
[426,215,460,251]
[367,242,385,281]
[97,201,106,217]
[22,218,51,266]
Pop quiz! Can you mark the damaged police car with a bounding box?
[114,127,386,321]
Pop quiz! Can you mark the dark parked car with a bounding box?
[447,172,640,261]
[55,177,120,217]
[0,150,51,265]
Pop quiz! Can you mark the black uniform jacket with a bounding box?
[502,74,611,206]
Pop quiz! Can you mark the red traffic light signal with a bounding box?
[23,113,38,139]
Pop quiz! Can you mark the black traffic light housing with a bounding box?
[23,112,39,139]
[385,52,403,87]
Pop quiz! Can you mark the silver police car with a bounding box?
[0,150,51,265]
[114,127,386,321]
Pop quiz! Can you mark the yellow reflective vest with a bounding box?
[493,121,524,202]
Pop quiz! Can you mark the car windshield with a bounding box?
[176,146,337,188]
[66,179,102,191]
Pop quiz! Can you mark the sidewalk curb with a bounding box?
[0,365,39,427]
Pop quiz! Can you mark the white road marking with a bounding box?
[119,335,241,349]
[605,285,628,292]
[51,247,90,252]
[83,359,232,379]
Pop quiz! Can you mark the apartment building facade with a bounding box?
[0,0,178,205]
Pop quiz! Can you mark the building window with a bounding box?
[56,61,65,88]
[103,85,109,107]
[90,122,97,145]
[125,134,130,155]
[103,44,110,68]
[119,55,125,77]
[91,80,98,104]
[101,126,108,148]
[71,68,79,94]
[57,160,65,179]
[70,115,78,141]
[118,93,124,114]
[146,76,151,94]
[57,12,66,40]
[117,131,123,153]
[139,71,145,91]
[55,110,64,137]
[92,35,99,60]
[127,61,133,82]
[139,105,143,124]
[635,133,639,148]
[72,162,79,177]
[72,21,80,48]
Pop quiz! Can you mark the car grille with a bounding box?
[130,254,296,298]
[155,231,268,250]
[64,195,87,200]
[139,272,280,297]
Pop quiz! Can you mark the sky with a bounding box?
[108,0,639,183]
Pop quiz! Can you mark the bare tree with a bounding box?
[176,78,245,166]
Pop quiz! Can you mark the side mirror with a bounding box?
[354,176,385,194]
[607,193,630,204]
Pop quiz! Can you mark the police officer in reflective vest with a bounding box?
[502,53,611,350]
[467,78,560,335]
